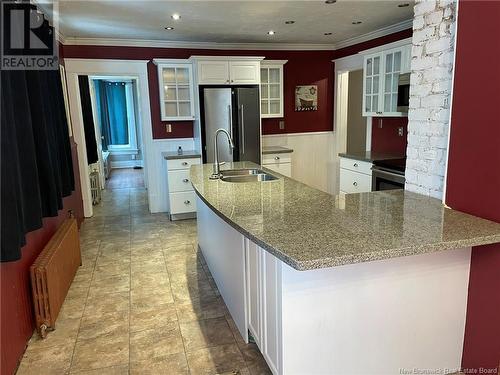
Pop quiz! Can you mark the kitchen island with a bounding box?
[190,162,500,375]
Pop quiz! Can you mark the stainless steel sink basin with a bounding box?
[219,168,278,183]
[220,168,266,176]
[221,174,278,183]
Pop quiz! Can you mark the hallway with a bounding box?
[105,168,145,190]
[17,187,271,374]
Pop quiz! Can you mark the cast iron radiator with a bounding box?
[30,217,81,338]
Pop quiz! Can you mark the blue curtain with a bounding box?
[96,81,129,148]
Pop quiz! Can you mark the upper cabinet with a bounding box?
[260,60,287,118]
[362,44,411,117]
[154,59,195,121]
[192,56,264,85]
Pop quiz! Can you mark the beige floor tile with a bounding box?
[131,257,167,274]
[130,321,184,362]
[180,317,235,352]
[88,274,130,297]
[27,317,80,350]
[70,365,129,374]
[186,344,246,375]
[58,297,86,320]
[71,333,129,371]
[17,343,73,375]
[175,294,227,323]
[129,352,189,375]
[227,317,247,349]
[170,277,215,302]
[84,291,130,317]
[130,287,174,310]
[78,310,129,341]
[131,271,170,290]
[130,303,178,332]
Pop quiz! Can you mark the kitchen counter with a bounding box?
[338,150,404,162]
[190,161,500,271]
[262,146,293,154]
[162,150,201,160]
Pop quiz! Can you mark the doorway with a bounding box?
[88,77,145,195]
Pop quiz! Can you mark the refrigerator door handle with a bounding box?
[240,104,245,155]
[228,104,233,154]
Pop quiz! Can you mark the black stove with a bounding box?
[372,158,406,174]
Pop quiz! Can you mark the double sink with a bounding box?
[220,168,278,183]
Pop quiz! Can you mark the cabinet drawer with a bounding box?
[339,168,372,194]
[168,169,193,193]
[167,157,201,171]
[264,163,291,178]
[339,157,372,175]
[169,191,197,214]
[262,153,291,165]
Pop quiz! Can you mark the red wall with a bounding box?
[445,1,500,372]
[0,140,83,375]
[371,117,408,155]
[62,45,336,137]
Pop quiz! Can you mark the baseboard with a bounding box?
[110,160,144,169]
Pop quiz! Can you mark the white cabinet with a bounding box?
[193,56,264,85]
[260,60,287,118]
[245,240,282,375]
[362,45,411,117]
[154,60,195,121]
[339,157,373,194]
[262,152,292,178]
[165,155,201,219]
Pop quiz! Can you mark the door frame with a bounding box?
[64,59,153,217]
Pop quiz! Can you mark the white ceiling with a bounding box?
[51,0,414,47]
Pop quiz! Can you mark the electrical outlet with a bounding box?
[398,127,404,137]
[279,120,285,130]
[165,124,172,133]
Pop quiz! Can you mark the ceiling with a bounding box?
[49,0,414,47]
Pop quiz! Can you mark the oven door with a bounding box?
[372,168,405,191]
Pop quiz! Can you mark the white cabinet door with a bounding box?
[260,62,286,118]
[230,60,261,84]
[197,60,230,84]
[401,44,412,74]
[363,53,383,116]
[382,47,406,117]
[157,63,195,121]
[262,250,282,375]
[246,240,263,349]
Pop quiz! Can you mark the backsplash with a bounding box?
[371,117,408,155]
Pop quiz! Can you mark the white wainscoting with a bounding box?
[148,138,196,213]
[263,132,337,194]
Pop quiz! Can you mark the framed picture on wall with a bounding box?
[295,85,317,111]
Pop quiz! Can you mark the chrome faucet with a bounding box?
[210,128,235,179]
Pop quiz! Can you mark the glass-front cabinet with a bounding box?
[155,60,195,121]
[260,60,287,118]
[362,45,410,117]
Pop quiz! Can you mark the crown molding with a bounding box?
[333,19,413,50]
[60,19,413,52]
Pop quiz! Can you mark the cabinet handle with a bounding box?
[353,182,358,186]
[274,156,280,160]
[231,79,234,83]
[182,178,189,183]
[184,200,191,205]
[353,163,358,167]
[226,79,230,83]
[182,162,188,166]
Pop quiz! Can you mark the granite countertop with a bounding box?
[262,146,294,155]
[190,162,500,271]
[162,150,201,160]
[338,151,405,162]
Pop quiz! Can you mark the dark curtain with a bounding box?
[78,75,99,164]
[0,6,75,262]
[96,81,129,148]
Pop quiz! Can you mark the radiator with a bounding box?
[30,217,81,338]
[89,169,101,205]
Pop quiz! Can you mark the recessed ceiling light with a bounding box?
[324,32,332,35]
[171,13,181,20]
[285,20,295,24]
[267,30,276,35]
[165,26,174,30]
[352,21,362,25]
[398,3,410,7]
[325,0,337,3]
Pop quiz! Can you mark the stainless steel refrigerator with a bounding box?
[201,87,261,164]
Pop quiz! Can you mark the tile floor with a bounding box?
[105,168,145,190]
[17,186,271,375]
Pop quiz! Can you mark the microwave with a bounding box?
[397,72,410,113]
